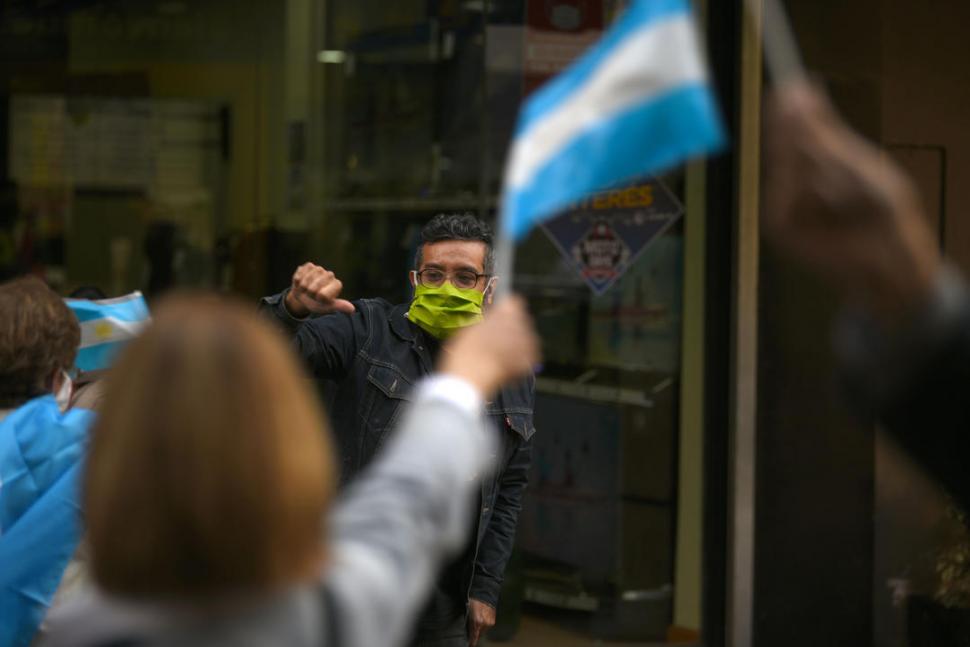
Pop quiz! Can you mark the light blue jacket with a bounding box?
[0,396,93,647]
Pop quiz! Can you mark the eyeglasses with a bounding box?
[414,269,489,290]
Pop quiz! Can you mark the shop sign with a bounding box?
[540,178,684,295]
[524,0,603,95]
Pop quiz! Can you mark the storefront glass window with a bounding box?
[0,1,715,642]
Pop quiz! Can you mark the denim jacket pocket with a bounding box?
[366,363,413,401]
[503,411,536,442]
[359,363,413,454]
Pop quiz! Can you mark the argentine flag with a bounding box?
[501,0,725,240]
[65,292,150,372]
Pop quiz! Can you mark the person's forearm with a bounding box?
[257,289,306,335]
[283,288,310,319]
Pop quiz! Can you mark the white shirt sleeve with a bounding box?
[415,374,483,419]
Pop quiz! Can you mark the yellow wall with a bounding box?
[65,0,288,232]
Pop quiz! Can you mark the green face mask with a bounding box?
[407,282,485,339]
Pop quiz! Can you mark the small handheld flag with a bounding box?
[65,291,150,372]
[499,0,725,249]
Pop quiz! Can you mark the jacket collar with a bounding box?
[389,302,417,342]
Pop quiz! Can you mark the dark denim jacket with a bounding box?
[259,292,535,608]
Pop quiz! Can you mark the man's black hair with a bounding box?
[414,212,495,275]
[69,285,107,300]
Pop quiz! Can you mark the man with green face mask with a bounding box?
[259,213,535,647]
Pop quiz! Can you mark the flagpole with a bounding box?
[748,0,805,84]
[493,220,515,300]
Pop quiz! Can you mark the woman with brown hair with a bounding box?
[0,276,91,646]
[42,293,539,647]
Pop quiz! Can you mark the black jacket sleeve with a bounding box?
[259,290,368,380]
[839,268,970,510]
[868,318,970,511]
[468,433,532,607]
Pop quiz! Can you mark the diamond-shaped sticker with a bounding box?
[571,220,632,293]
[541,178,684,295]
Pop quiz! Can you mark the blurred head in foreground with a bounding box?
[84,294,335,598]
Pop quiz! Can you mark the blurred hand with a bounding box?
[441,295,539,397]
[284,262,356,317]
[763,81,941,319]
[467,598,496,647]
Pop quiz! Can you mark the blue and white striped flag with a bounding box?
[65,292,150,372]
[501,0,725,241]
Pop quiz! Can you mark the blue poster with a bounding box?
[540,178,684,295]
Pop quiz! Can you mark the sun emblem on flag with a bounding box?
[94,321,114,341]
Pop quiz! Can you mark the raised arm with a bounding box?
[763,81,970,509]
[258,262,363,379]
